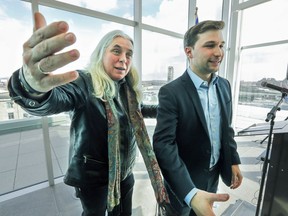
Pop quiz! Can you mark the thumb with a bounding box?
[210,193,230,202]
[33,12,47,32]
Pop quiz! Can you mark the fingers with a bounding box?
[34,12,47,32]
[31,32,78,69]
[23,12,79,71]
[29,15,69,49]
[20,12,80,92]
[44,71,79,88]
[230,174,243,189]
[230,165,243,189]
[24,22,73,61]
[192,190,229,204]
[39,49,80,73]
[25,70,79,93]
[191,191,223,216]
[22,23,79,77]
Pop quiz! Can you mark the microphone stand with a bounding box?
[255,93,287,216]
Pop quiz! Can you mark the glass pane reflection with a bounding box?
[142,0,189,34]
[142,30,186,105]
[196,0,223,22]
[40,5,133,74]
[241,0,288,46]
[56,0,134,20]
[0,0,32,80]
[235,44,288,131]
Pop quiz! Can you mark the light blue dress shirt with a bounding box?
[184,67,222,207]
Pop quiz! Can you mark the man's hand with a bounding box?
[190,190,229,216]
[230,165,243,189]
[22,12,80,93]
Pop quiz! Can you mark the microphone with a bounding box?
[261,81,288,94]
[286,64,288,80]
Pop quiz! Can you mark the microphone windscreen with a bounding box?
[261,81,267,87]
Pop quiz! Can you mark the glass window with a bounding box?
[235,44,288,131]
[0,1,32,123]
[8,112,14,119]
[142,30,186,105]
[239,45,288,82]
[56,0,134,20]
[39,5,133,74]
[48,114,71,179]
[241,0,288,46]
[142,0,189,34]
[196,0,223,22]
[6,101,13,109]
[0,1,32,80]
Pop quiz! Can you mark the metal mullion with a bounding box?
[140,23,183,39]
[234,0,272,11]
[42,116,55,186]
[22,0,136,27]
[241,39,288,50]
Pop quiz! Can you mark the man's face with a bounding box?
[188,30,225,80]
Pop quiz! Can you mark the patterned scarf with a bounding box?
[104,82,170,212]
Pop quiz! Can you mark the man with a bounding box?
[153,20,243,216]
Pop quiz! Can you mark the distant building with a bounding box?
[167,66,174,82]
[0,78,28,120]
[142,80,167,105]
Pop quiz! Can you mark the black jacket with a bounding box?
[153,71,241,202]
[8,69,157,188]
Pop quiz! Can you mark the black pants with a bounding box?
[75,174,135,216]
[167,166,220,216]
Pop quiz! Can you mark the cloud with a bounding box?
[142,0,188,33]
[0,14,32,78]
[58,0,117,12]
[0,6,6,16]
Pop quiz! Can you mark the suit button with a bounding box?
[28,100,36,107]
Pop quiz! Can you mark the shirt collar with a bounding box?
[187,67,219,89]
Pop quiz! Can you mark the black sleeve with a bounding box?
[140,104,158,118]
[8,69,90,116]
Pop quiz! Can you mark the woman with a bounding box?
[8,12,170,216]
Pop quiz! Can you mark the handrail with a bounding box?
[0,115,70,135]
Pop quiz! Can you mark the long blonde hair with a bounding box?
[86,30,141,102]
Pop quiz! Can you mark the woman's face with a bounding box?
[103,36,134,81]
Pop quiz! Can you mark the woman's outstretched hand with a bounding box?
[22,12,80,93]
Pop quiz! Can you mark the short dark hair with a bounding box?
[183,20,225,48]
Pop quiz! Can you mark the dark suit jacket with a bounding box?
[153,70,241,203]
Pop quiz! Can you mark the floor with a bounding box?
[0,119,269,215]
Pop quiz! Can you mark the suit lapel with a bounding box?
[181,71,209,136]
[216,79,229,125]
